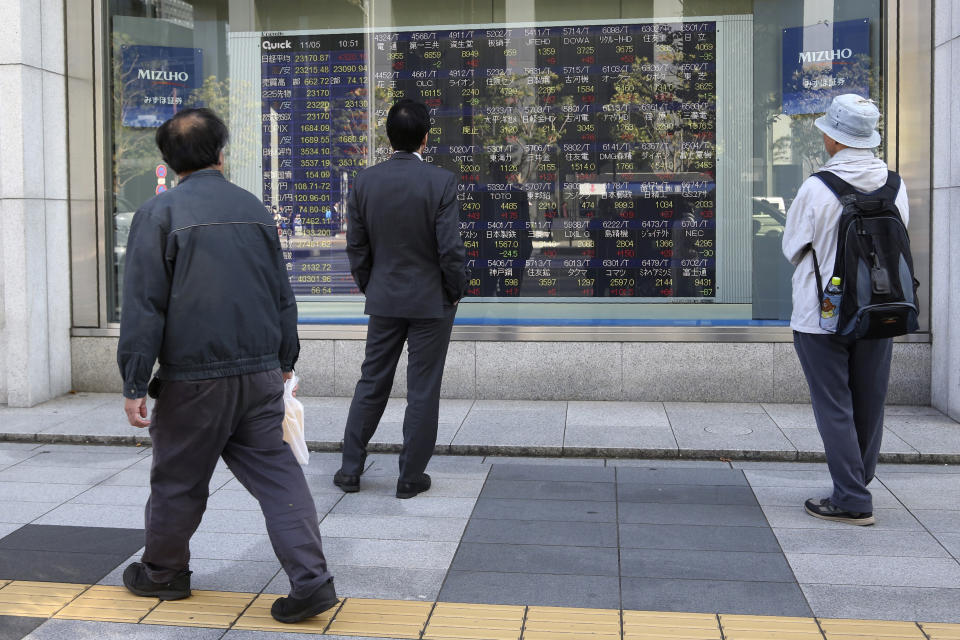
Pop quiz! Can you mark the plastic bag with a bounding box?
[282,373,309,465]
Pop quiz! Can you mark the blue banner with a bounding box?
[120,45,203,127]
[782,18,870,115]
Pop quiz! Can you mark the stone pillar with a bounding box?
[0,0,71,407]
[931,0,960,420]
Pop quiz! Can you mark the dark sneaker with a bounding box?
[271,579,339,623]
[122,562,191,600]
[333,470,360,493]
[804,498,875,526]
[396,473,431,499]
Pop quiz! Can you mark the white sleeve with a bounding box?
[782,179,817,266]
[895,180,909,228]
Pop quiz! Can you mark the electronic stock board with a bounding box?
[260,21,717,299]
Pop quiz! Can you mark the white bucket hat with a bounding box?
[814,93,881,148]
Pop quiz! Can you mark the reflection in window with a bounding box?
[106,0,885,326]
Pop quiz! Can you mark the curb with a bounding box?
[2,432,959,465]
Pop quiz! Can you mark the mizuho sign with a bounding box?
[798,48,854,64]
[782,18,870,115]
[137,69,191,82]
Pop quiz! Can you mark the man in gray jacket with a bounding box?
[782,94,909,526]
[334,99,468,499]
[117,108,336,623]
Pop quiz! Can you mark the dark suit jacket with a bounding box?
[347,151,468,318]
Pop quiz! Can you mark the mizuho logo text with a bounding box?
[262,40,292,50]
[798,48,853,63]
[137,69,190,82]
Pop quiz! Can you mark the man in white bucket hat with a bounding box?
[782,94,909,526]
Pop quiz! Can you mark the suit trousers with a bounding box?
[142,369,332,598]
[341,308,457,481]
[793,331,893,513]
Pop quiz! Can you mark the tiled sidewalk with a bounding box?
[1,441,960,639]
[2,393,960,462]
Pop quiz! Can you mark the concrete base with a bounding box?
[70,336,931,405]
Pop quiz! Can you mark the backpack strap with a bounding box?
[805,171,853,309]
[815,170,902,204]
[812,171,857,199]
[802,242,825,307]
[877,171,902,206]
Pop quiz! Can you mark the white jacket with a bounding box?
[782,148,909,334]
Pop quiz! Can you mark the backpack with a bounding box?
[805,170,919,340]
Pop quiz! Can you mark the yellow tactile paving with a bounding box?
[0,580,88,618]
[54,585,159,623]
[232,593,339,633]
[423,602,524,640]
[720,614,825,639]
[819,618,926,638]
[923,623,960,639]
[326,597,433,639]
[0,577,957,640]
[622,610,722,640]
[524,605,621,639]
[141,589,255,628]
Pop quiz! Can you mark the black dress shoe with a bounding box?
[334,470,360,493]
[396,473,431,499]
[122,562,191,600]
[804,497,875,526]
[271,579,339,623]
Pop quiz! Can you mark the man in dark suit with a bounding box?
[334,99,468,499]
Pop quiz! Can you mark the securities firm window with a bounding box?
[107,0,884,327]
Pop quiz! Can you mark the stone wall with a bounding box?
[72,336,931,405]
[0,0,71,407]
[932,0,960,420]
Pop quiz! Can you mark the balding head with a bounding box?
[155,108,229,175]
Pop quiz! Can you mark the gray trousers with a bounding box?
[143,369,331,598]
[793,331,893,513]
[341,309,456,481]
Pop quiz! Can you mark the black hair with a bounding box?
[155,108,229,174]
[386,99,430,152]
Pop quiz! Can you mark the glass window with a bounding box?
[107,0,890,327]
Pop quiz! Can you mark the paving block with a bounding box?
[470,498,617,523]
[326,598,432,639]
[818,618,925,638]
[618,523,780,553]
[462,518,618,547]
[522,632,618,640]
[0,580,88,618]
[799,584,960,624]
[423,601,523,640]
[0,615,46,638]
[279,564,444,601]
[720,613,824,639]
[620,548,795,582]
[786,554,960,588]
[480,479,616,502]
[487,464,615,484]
[922,622,960,639]
[722,632,825,640]
[53,584,157,623]
[451,543,619,577]
[439,572,620,610]
[622,610,722,639]
[141,589,255,628]
[524,605,620,638]
[232,593,338,633]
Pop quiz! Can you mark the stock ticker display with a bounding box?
[260,21,717,299]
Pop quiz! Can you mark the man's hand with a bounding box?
[283,370,298,397]
[124,397,150,428]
